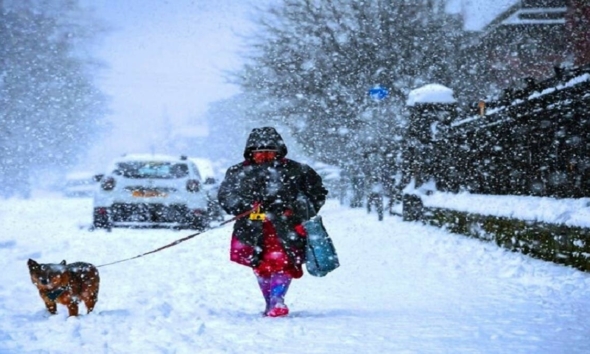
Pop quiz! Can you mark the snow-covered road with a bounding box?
[1,197,589,353]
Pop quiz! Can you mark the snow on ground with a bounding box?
[1,197,590,353]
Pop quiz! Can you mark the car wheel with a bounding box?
[93,208,113,231]
[189,216,208,231]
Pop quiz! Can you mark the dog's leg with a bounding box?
[82,276,99,314]
[84,294,97,314]
[40,292,57,314]
[44,300,57,314]
[66,302,79,317]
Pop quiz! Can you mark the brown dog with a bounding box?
[27,259,100,316]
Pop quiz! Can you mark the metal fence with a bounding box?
[402,63,590,199]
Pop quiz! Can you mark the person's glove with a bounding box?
[294,224,307,237]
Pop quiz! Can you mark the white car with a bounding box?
[189,157,226,222]
[64,171,99,198]
[92,154,209,230]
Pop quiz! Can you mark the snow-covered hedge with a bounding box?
[403,185,590,271]
[425,208,590,272]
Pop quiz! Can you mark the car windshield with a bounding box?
[114,162,189,179]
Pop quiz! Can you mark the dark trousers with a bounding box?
[367,193,383,221]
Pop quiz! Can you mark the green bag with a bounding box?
[303,215,339,277]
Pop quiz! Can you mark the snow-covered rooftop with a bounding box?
[501,7,566,26]
[462,0,519,31]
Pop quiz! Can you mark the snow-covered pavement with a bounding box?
[1,197,589,353]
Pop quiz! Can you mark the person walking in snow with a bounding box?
[366,175,384,221]
[217,127,328,317]
[349,169,365,208]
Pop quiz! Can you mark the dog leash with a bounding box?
[96,208,255,268]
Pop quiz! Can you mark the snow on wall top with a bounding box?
[424,192,590,228]
[451,72,590,128]
[406,84,456,106]
[404,179,590,228]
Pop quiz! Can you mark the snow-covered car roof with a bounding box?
[113,154,189,163]
[66,171,97,180]
[102,154,196,176]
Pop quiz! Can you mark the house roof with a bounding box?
[484,5,566,30]
[463,0,569,31]
[469,1,567,45]
[462,0,519,32]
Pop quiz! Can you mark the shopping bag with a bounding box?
[303,215,339,277]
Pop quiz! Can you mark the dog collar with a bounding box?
[44,287,68,301]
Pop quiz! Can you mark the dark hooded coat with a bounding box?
[218,127,328,270]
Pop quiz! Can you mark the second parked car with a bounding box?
[63,171,100,198]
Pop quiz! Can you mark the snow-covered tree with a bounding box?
[0,0,108,197]
[232,0,464,177]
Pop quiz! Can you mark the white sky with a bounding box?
[83,0,256,170]
[82,0,516,171]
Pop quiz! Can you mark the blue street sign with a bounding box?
[368,86,389,101]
